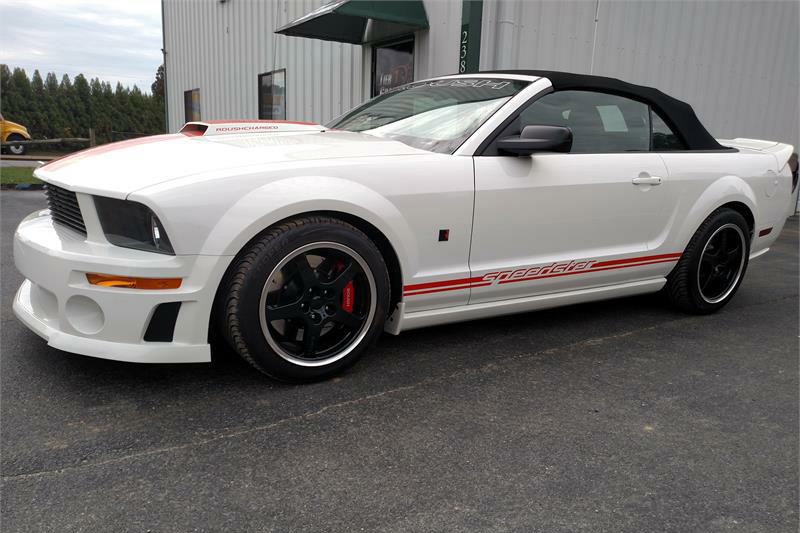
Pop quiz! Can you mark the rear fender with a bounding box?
[674,175,758,251]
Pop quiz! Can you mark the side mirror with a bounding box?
[496,125,572,156]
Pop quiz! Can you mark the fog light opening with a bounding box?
[65,295,105,335]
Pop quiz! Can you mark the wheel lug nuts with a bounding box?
[325,305,336,315]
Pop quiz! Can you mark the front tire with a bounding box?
[6,134,27,155]
[665,208,750,314]
[219,216,390,382]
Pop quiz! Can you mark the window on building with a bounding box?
[651,109,686,150]
[371,38,414,97]
[517,90,651,153]
[258,69,287,120]
[184,89,200,122]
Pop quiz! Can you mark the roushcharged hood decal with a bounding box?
[180,120,326,136]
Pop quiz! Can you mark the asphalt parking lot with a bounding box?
[1,190,797,533]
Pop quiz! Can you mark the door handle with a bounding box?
[632,176,662,186]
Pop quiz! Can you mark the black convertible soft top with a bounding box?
[487,70,726,151]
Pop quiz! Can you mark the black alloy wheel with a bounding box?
[259,242,376,366]
[664,207,750,314]
[696,223,746,304]
[219,216,390,382]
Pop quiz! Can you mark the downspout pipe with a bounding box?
[161,0,169,132]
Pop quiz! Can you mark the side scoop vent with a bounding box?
[179,120,325,137]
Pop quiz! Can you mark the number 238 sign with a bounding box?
[459,30,469,73]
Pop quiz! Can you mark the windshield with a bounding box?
[327,78,529,154]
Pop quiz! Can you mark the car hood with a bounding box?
[35,129,427,198]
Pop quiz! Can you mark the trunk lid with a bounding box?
[718,137,795,171]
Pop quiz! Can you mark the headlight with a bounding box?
[94,196,174,255]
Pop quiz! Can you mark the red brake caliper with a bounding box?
[342,281,354,313]
[334,259,354,313]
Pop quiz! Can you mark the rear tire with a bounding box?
[6,133,26,155]
[665,208,750,314]
[219,216,390,382]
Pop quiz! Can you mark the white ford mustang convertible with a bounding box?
[13,71,798,381]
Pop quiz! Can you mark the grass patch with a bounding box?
[0,166,40,185]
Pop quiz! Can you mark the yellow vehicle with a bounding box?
[1,113,31,155]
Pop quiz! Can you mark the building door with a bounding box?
[371,38,414,97]
[184,89,200,122]
[258,69,287,120]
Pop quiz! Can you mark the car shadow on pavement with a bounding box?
[17,291,680,394]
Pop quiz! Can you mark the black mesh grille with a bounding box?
[45,183,86,235]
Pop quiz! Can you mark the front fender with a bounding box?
[200,175,417,275]
[674,175,758,251]
[2,124,30,141]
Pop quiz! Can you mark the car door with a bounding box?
[469,89,676,304]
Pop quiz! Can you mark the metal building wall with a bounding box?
[163,0,463,132]
[164,0,798,146]
[479,0,800,147]
[413,0,462,80]
[163,0,367,132]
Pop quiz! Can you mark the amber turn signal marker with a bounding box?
[86,273,182,290]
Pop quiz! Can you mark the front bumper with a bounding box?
[13,209,229,363]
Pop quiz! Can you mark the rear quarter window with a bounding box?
[651,110,687,150]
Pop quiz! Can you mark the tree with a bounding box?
[6,68,33,125]
[151,64,165,102]
[29,70,47,138]
[58,74,76,137]
[73,74,92,136]
[43,72,65,138]
[0,64,165,143]
[0,64,11,99]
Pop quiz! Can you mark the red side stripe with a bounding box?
[593,253,682,268]
[496,258,680,284]
[403,283,491,296]
[402,252,682,296]
[403,276,484,292]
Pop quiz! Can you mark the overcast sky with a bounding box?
[1,0,162,92]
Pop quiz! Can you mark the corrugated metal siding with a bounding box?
[480,0,597,73]
[165,0,798,148]
[414,0,461,80]
[163,0,366,132]
[480,0,799,148]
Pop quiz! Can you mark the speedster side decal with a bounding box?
[403,253,682,296]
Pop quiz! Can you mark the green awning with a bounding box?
[275,0,429,45]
